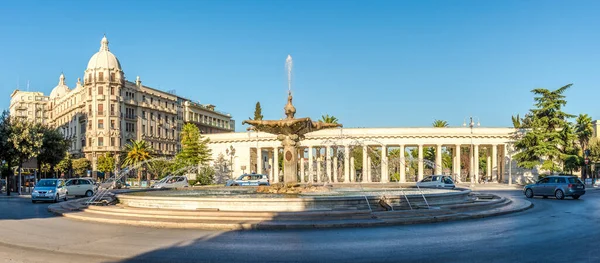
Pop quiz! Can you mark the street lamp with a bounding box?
[225,145,236,179]
[463,116,480,188]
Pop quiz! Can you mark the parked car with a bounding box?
[225,174,270,187]
[151,176,189,189]
[31,179,68,203]
[416,175,455,189]
[524,175,585,200]
[100,178,122,190]
[66,178,98,197]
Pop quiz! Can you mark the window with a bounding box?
[89,139,92,147]
[98,120,104,129]
[98,137,104,146]
[98,86,103,95]
[111,73,115,81]
[110,104,115,116]
[88,74,92,82]
[125,122,135,132]
[110,137,115,146]
[98,72,104,81]
[98,104,104,115]
[110,87,114,95]
[538,178,549,184]
[88,87,92,96]
[110,120,115,129]
[142,124,146,134]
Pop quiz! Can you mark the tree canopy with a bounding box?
[253,102,263,120]
[321,114,339,124]
[432,120,449,127]
[513,84,576,171]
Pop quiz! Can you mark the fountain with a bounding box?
[242,55,342,183]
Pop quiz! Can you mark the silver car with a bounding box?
[152,176,189,189]
[416,175,455,189]
[225,174,270,187]
[31,179,68,203]
[524,175,585,200]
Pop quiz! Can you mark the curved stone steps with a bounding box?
[49,194,533,230]
[82,207,376,221]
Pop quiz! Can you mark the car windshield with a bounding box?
[37,180,57,187]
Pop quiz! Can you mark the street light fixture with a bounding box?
[463,116,480,188]
[225,145,236,179]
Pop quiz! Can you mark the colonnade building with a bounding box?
[9,36,234,174]
[205,127,528,184]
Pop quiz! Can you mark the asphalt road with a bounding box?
[0,189,599,263]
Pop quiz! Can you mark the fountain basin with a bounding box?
[116,187,471,212]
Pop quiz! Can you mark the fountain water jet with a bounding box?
[242,55,342,183]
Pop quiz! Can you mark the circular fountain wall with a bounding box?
[116,187,471,212]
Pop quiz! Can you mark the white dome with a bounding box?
[86,35,122,70]
[49,73,70,99]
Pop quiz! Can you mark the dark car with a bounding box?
[523,175,585,200]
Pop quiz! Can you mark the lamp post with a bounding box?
[225,145,236,179]
[463,116,480,188]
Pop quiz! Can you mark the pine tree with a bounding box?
[513,84,574,171]
[253,102,263,120]
[175,123,212,168]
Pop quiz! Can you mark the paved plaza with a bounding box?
[0,188,599,263]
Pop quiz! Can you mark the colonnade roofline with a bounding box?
[205,127,517,144]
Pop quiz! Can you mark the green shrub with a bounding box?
[390,173,400,182]
[197,166,215,185]
[188,180,197,186]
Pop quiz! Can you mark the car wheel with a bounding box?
[555,189,565,200]
[85,190,93,197]
[525,189,533,198]
[54,194,59,203]
[572,195,580,200]
[64,194,68,201]
[233,183,239,186]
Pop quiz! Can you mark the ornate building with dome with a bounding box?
[9,36,235,177]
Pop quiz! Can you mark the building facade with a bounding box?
[205,127,537,185]
[9,36,235,174]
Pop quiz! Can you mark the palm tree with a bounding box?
[432,120,448,127]
[575,114,594,178]
[321,114,339,124]
[511,114,521,128]
[122,140,154,187]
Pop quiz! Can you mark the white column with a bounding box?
[506,144,512,185]
[454,145,461,181]
[333,155,338,183]
[399,145,406,183]
[273,147,279,183]
[316,153,322,183]
[362,146,368,182]
[418,144,424,181]
[326,146,332,183]
[492,144,498,182]
[350,155,355,182]
[344,145,350,183]
[308,146,313,183]
[300,156,305,183]
[469,145,474,187]
[381,145,388,183]
[367,154,372,182]
[486,148,491,182]
[268,158,274,182]
[474,144,479,184]
[256,147,262,174]
[435,144,443,174]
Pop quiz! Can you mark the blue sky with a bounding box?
[0,0,598,131]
